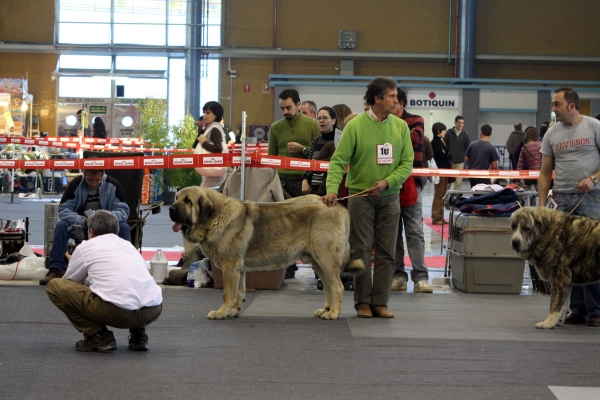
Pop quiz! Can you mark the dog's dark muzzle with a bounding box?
[169,206,192,234]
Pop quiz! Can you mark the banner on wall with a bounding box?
[407,90,459,108]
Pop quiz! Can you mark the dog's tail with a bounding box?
[341,259,365,276]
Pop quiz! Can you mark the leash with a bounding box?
[333,188,371,202]
[567,192,588,215]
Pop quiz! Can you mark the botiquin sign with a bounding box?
[407,90,459,108]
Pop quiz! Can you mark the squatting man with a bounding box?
[46,210,163,352]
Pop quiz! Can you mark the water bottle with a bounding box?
[150,249,168,283]
[522,260,532,290]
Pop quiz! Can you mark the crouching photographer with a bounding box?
[46,210,163,352]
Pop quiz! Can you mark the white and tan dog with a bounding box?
[169,187,364,320]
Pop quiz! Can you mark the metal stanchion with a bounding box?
[239,111,247,201]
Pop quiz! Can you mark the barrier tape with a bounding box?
[0,135,270,153]
[0,153,542,179]
[0,134,144,145]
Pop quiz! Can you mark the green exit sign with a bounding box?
[90,106,107,114]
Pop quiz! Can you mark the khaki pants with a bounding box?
[348,194,400,309]
[46,278,162,336]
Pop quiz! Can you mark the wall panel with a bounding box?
[0,0,54,43]
[219,58,275,128]
[476,63,600,81]
[225,0,274,47]
[355,60,455,78]
[477,0,600,56]
[275,0,450,52]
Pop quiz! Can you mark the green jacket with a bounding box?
[326,112,413,196]
[268,112,320,179]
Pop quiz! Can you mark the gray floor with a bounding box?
[2,183,600,400]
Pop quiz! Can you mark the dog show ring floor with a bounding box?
[2,183,600,399]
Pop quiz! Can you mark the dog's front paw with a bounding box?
[207,310,227,320]
[228,308,241,318]
[319,311,339,320]
[535,321,556,329]
[314,308,326,318]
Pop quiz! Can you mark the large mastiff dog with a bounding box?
[510,207,600,329]
[169,187,365,320]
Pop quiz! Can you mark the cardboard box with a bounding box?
[450,250,525,294]
[210,259,286,290]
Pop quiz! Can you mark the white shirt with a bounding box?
[64,233,162,310]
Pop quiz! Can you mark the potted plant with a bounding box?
[135,98,173,203]
[162,114,202,204]
[136,98,169,148]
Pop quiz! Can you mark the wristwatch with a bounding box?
[591,175,599,185]
[302,147,309,156]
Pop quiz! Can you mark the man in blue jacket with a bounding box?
[40,169,130,285]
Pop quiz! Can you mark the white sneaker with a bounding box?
[414,280,433,293]
[391,277,407,291]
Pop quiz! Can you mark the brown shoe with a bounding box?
[587,315,600,327]
[39,268,64,286]
[356,305,372,318]
[76,330,117,352]
[372,306,394,318]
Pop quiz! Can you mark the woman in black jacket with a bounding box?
[430,122,452,225]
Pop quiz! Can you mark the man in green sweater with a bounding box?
[268,88,320,278]
[323,77,414,319]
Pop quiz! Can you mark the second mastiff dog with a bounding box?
[510,207,600,329]
[169,187,364,320]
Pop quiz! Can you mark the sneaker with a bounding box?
[128,328,149,351]
[391,277,407,291]
[414,280,433,293]
[39,268,64,286]
[76,330,117,352]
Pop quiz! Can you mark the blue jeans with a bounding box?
[348,194,400,309]
[395,187,428,282]
[48,219,132,272]
[555,191,600,318]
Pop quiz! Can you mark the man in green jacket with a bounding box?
[323,77,414,319]
[268,88,320,278]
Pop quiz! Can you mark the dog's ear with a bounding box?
[199,193,215,224]
[535,208,551,234]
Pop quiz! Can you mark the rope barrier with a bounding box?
[0,152,544,179]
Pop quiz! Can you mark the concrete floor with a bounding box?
[2,181,600,400]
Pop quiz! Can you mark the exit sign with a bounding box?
[90,106,107,114]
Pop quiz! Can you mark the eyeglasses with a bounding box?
[317,116,331,121]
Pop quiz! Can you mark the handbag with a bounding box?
[427,159,440,185]
[194,123,228,177]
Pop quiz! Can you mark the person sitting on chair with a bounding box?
[40,168,130,285]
